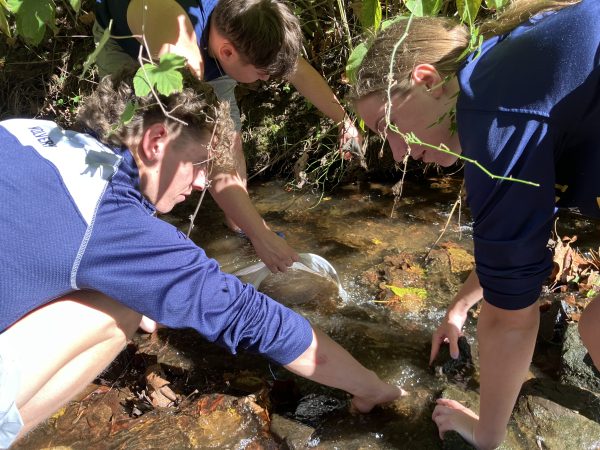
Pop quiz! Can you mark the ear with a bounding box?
[139,122,169,164]
[217,41,238,63]
[411,64,444,98]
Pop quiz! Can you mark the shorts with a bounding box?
[0,334,23,449]
[92,22,242,131]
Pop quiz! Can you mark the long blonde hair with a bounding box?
[353,0,579,99]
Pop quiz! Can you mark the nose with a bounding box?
[387,132,408,162]
[192,166,208,191]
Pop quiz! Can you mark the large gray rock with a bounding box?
[560,323,600,391]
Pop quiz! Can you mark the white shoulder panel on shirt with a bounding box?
[0,119,122,225]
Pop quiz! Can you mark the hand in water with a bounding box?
[432,398,479,446]
[250,229,299,273]
[430,308,468,364]
[351,384,408,413]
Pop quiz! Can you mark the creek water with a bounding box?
[179,177,477,449]
[15,177,600,449]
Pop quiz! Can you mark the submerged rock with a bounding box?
[293,393,347,427]
[431,336,475,386]
[270,414,316,449]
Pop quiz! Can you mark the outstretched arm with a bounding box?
[288,58,363,151]
[430,269,483,363]
[285,327,406,412]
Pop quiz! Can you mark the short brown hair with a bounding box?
[212,0,302,79]
[76,69,234,171]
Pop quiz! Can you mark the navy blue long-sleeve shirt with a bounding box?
[0,119,312,365]
[456,0,600,309]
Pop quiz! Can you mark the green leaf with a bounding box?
[0,5,10,37]
[6,0,55,45]
[384,285,428,299]
[456,0,482,25]
[80,19,112,80]
[360,0,382,31]
[345,42,369,85]
[134,53,187,97]
[120,101,137,125]
[68,0,80,14]
[381,15,406,31]
[484,0,508,10]
[404,0,443,17]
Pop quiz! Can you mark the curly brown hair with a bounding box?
[76,69,235,171]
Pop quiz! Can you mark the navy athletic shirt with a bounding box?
[0,119,312,365]
[456,0,600,310]
[94,0,223,81]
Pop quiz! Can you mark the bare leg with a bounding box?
[578,293,600,367]
[3,291,141,437]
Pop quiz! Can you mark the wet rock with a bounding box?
[560,323,600,391]
[513,392,600,449]
[521,378,600,423]
[431,336,474,385]
[293,393,347,427]
[538,299,569,343]
[270,413,316,449]
[442,430,476,449]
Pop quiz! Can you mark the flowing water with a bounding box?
[15,178,600,449]
[181,178,476,449]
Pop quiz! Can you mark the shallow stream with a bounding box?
[15,178,600,449]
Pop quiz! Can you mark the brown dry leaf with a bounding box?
[145,364,178,408]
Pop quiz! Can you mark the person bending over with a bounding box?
[0,71,402,448]
[352,0,598,448]
[93,0,363,273]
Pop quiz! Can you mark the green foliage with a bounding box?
[360,0,382,31]
[120,101,137,125]
[0,0,10,37]
[384,285,428,299]
[1,0,80,44]
[403,0,443,17]
[68,0,81,14]
[485,0,509,10]
[133,53,187,97]
[457,0,483,25]
[5,0,55,45]
[80,19,112,81]
[346,42,369,85]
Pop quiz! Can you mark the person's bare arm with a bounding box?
[209,133,299,272]
[127,0,204,77]
[430,269,483,363]
[288,58,363,150]
[285,327,406,412]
